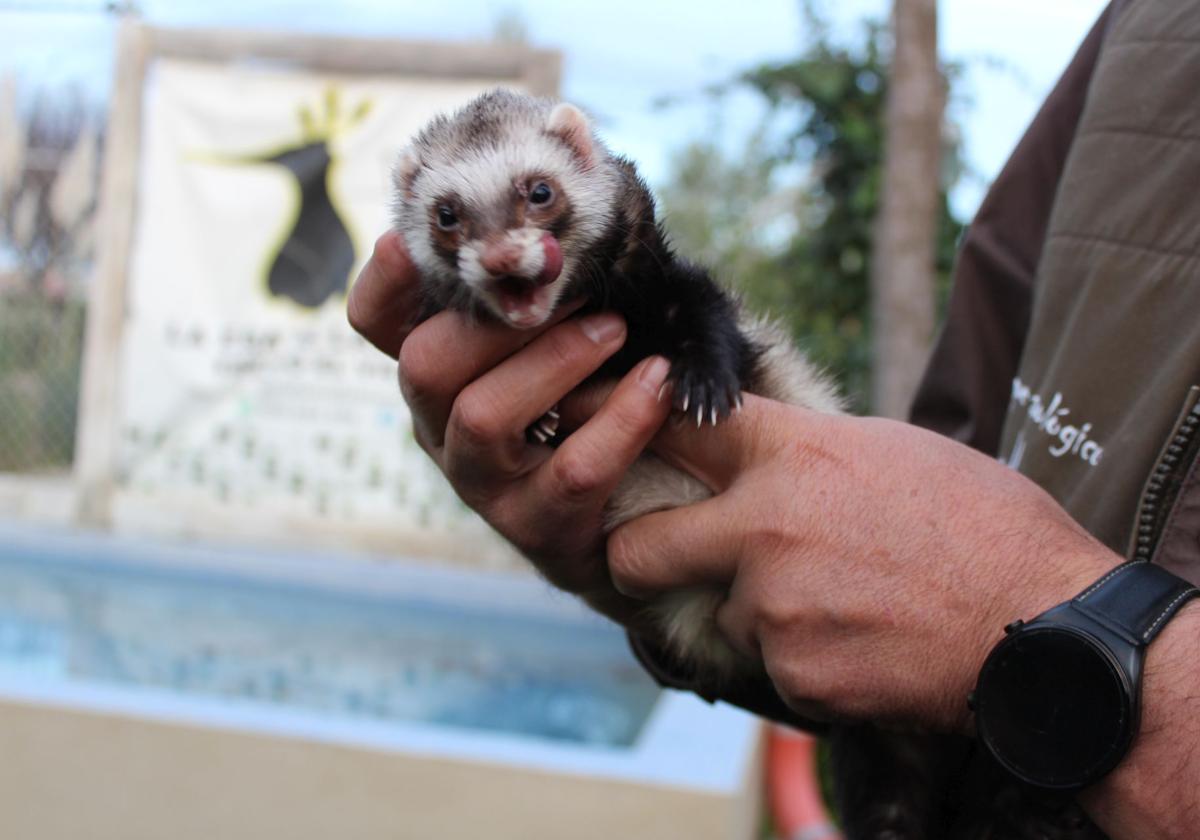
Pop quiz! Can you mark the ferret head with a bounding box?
[392,89,620,329]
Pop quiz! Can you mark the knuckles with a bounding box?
[443,385,530,485]
[768,662,858,722]
[741,572,800,650]
[447,385,508,450]
[548,447,604,504]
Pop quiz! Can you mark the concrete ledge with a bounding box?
[0,693,762,840]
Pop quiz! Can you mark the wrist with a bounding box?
[968,552,1199,833]
[1082,600,1200,837]
[951,541,1119,734]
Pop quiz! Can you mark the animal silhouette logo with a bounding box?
[202,88,372,309]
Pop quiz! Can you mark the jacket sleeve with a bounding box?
[628,2,1122,726]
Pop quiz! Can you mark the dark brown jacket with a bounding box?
[634,0,1200,727]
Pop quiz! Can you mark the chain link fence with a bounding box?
[0,75,98,476]
[0,291,86,472]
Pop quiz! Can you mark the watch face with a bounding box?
[976,626,1133,789]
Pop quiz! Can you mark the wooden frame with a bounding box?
[73,20,560,527]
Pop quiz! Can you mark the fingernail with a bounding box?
[579,313,624,344]
[638,356,670,395]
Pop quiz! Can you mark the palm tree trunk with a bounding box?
[870,0,944,419]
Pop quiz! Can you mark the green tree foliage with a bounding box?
[658,19,964,412]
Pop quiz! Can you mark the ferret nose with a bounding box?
[479,241,524,276]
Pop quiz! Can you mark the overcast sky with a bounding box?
[2,0,1108,218]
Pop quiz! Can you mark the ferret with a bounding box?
[391,88,842,679]
[389,89,1103,840]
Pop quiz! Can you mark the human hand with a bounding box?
[605,394,1121,732]
[347,231,674,627]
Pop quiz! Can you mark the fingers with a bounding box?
[648,394,823,494]
[441,312,628,484]
[347,231,422,359]
[606,494,742,599]
[399,300,586,452]
[533,356,672,507]
[510,356,674,594]
[556,379,619,433]
[565,384,795,493]
[633,395,765,495]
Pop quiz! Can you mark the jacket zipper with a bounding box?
[1130,387,1200,562]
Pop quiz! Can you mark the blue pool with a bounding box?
[0,525,660,748]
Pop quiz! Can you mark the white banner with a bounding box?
[114,57,521,566]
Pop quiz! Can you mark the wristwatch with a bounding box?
[971,560,1199,790]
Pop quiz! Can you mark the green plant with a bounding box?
[658,16,964,412]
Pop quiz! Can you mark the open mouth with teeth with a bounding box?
[485,232,565,329]
[493,276,557,328]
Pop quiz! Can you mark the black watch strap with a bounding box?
[1072,561,1200,646]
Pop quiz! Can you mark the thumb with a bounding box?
[566,386,806,494]
[347,230,422,359]
[648,393,800,493]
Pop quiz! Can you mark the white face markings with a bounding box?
[455,227,546,292]
[425,144,557,216]
[457,246,487,289]
[513,226,547,278]
[458,227,558,328]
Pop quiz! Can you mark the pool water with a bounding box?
[0,536,661,747]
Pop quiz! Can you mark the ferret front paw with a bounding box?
[526,405,561,444]
[669,355,743,427]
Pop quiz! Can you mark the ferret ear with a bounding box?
[393,146,421,197]
[545,103,595,169]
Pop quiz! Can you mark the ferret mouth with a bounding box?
[478,233,565,329]
[490,275,558,329]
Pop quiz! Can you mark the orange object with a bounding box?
[766,726,842,840]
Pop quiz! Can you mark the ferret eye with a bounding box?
[436,206,458,230]
[529,182,554,205]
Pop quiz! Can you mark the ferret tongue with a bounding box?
[539,233,563,285]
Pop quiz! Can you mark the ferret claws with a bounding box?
[669,362,743,429]
[526,404,561,445]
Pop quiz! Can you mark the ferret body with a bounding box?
[392,88,842,680]
[389,90,1099,840]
